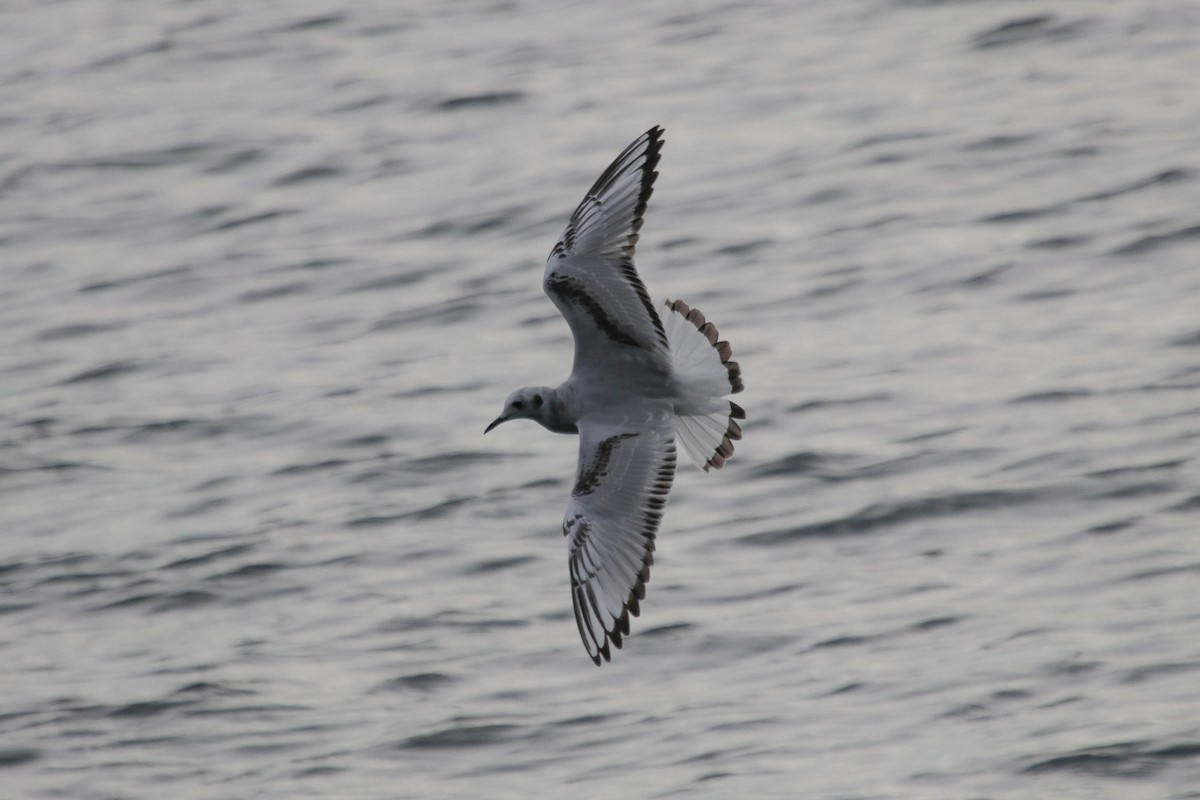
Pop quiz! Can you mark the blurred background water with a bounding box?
[3,1,1199,798]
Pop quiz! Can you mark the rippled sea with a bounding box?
[4,1,1200,798]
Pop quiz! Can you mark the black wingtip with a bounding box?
[576,126,666,207]
[643,125,664,183]
[646,125,665,151]
[633,127,664,219]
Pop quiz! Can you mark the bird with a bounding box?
[485,126,744,665]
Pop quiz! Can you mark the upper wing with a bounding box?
[543,127,671,377]
[563,413,677,665]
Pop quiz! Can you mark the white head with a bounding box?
[485,387,552,433]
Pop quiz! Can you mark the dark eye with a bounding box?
[532,394,543,409]
[512,400,525,410]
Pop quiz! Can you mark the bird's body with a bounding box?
[487,127,743,664]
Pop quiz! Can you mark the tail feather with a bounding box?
[663,299,744,471]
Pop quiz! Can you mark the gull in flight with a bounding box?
[486,126,744,664]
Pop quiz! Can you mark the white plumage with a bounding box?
[486,127,744,664]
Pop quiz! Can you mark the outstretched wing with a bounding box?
[563,413,677,665]
[544,127,671,379]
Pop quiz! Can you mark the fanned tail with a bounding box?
[662,299,744,471]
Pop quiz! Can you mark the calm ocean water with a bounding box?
[3,1,1199,798]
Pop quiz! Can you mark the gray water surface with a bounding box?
[3,1,1199,798]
